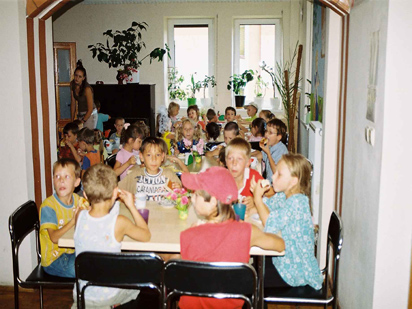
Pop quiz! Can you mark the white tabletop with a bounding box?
[58,201,283,256]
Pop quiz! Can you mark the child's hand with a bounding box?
[251,176,269,198]
[260,141,270,154]
[174,147,180,155]
[235,115,242,121]
[243,196,255,211]
[171,182,181,189]
[127,156,137,166]
[118,189,134,209]
[77,148,86,157]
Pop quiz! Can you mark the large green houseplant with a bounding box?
[88,21,170,83]
[168,67,187,101]
[187,73,202,106]
[227,69,254,107]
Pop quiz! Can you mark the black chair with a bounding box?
[249,141,262,152]
[75,252,164,309]
[264,211,343,309]
[164,260,257,309]
[105,153,117,168]
[9,200,75,309]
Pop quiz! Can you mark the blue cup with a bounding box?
[233,204,246,221]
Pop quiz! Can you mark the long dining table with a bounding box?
[59,157,281,308]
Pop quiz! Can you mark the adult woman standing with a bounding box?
[70,60,97,129]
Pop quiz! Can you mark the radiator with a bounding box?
[308,121,323,225]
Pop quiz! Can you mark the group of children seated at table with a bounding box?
[41,101,322,308]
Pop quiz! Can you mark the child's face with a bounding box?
[114,120,125,134]
[251,126,258,136]
[224,130,237,145]
[132,137,143,151]
[188,109,198,121]
[65,131,77,144]
[170,107,180,118]
[225,110,236,122]
[182,122,194,140]
[226,150,250,180]
[77,123,84,130]
[139,144,165,175]
[192,191,216,218]
[265,125,282,146]
[272,160,297,195]
[53,165,80,200]
[78,140,87,151]
[246,106,257,117]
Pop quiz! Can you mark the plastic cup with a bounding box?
[138,208,149,224]
[233,204,246,221]
[235,214,240,222]
[134,192,147,209]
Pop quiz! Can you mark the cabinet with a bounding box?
[91,84,156,137]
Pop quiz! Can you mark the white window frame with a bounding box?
[233,18,283,109]
[167,18,215,108]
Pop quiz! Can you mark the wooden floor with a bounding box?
[0,286,331,308]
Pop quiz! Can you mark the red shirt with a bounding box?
[179,220,252,309]
[59,141,79,160]
[239,168,263,198]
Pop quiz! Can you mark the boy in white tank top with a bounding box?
[72,164,151,308]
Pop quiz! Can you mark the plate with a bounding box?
[159,199,175,208]
[177,154,185,160]
[250,213,262,223]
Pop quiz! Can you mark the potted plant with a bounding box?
[227,69,254,108]
[254,73,268,109]
[200,75,216,108]
[168,67,187,102]
[88,21,170,84]
[187,73,202,106]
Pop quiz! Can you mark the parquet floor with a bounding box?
[0,286,331,308]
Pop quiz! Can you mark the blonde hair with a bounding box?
[168,102,180,117]
[280,153,312,198]
[176,119,201,141]
[82,164,118,204]
[196,190,235,222]
[53,158,81,179]
[225,137,251,159]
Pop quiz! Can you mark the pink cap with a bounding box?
[181,167,238,204]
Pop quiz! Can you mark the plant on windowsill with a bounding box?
[187,73,202,106]
[88,21,170,84]
[200,75,216,108]
[168,67,187,101]
[227,69,254,108]
[254,73,268,109]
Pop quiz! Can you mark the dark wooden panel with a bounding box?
[92,84,156,137]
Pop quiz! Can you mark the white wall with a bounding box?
[52,1,304,115]
[0,0,34,284]
[339,0,412,307]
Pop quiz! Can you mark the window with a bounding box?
[167,19,215,107]
[234,19,282,109]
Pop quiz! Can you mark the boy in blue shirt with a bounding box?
[95,100,111,132]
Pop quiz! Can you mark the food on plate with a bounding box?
[261,179,271,188]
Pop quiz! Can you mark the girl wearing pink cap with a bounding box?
[179,166,285,309]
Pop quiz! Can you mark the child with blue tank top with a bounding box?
[72,164,151,308]
[251,153,323,289]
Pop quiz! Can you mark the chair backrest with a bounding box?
[324,211,343,300]
[105,153,117,168]
[9,201,41,283]
[75,252,164,308]
[164,260,257,308]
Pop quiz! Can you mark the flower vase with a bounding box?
[178,208,188,220]
[116,71,125,85]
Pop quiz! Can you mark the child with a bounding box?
[157,102,180,154]
[187,105,206,131]
[206,108,218,123]
[259,110,275,123]
[225,138,273,213]
[59,122,81,162]
[73,164,151,308]
[206,121,240,157]
[39,158,82,278]
[78,128,101,174]
[119,137,181,201]
[251,153,323,289]
[224,106,237,122]
[95,100,111,132]
[256,118,288,183]
[238,102,258,122]
[179,166,285,308]
[205,122,220,142]
[248,117,266,142]
[109,117,125,154]
[73,119,84,131]
[175,119,204,154]
[93,129,108,161]
[134,120,150,137]
[114,124,145,180]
